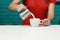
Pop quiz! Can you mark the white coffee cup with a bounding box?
[30,18,41,27]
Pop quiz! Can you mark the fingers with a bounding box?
[43,21,50,26]
[42,19,48,23]
[42,19,50,26]
[17,4,27,12]
[19,4,27,9]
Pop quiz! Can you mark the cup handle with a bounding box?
[39,20,43,25]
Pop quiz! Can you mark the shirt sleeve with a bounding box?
[50,0,56,4]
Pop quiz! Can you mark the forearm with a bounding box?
[9,0,22,11]
[47,8,54,21]
[47,12,54,21]
[9,3,19,11]
[47,3,55,21]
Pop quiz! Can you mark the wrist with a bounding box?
[47,18,51,22]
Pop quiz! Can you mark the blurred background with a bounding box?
[0,0,60,25]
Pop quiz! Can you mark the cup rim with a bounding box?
[30,18,41,21]
[30,18,40,19]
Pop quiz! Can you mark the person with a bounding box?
[9,0,56,26]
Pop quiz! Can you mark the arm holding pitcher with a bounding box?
[9,0,26,11]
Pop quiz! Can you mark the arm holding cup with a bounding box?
[42,3,55,26]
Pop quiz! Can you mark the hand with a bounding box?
[42,19,51,26]
[17,4,27,12]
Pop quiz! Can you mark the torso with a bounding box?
[22,0,50,25]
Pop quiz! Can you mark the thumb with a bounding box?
[42,19,48,23]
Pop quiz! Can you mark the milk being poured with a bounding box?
[30,13,35,19]
[30,13,41,27]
